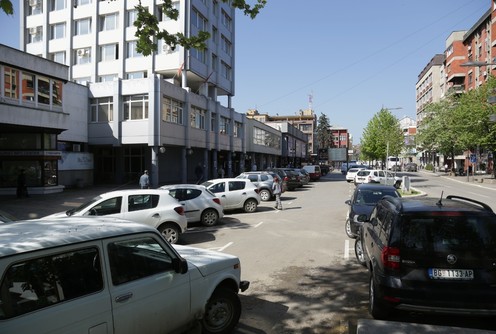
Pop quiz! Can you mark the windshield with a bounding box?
[66,196,102,216]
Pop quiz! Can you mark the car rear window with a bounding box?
[356,189,399,205]
[400,214,496,252]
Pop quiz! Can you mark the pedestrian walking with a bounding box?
[272,177,282,210]
[195,163,204,184]
[16,169,28,198]
[139,170,150,189]
[218,166,225,178]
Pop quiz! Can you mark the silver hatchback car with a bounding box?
[202,178,261,213]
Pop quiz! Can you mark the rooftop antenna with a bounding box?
[436,191,444,207]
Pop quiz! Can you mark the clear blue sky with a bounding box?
[0,0,489,141]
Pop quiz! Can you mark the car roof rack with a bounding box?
[446,195,493,213]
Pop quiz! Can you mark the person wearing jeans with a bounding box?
[272,177,282,210]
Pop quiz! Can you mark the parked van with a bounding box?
[302,165,321,181]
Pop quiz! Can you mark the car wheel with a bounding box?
[369,273,390,319]
[243,199,258,213]
[201,209,219,227]
[345,218,356,239]
[259,189,271,202]
[158,223,180,244]
[202,288,241,334]
[355,236,366,267]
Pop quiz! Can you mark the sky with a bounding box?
[0,0,491,141]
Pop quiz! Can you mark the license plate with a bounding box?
[428,268,474,280]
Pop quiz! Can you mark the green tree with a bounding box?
[1,0,14,15]
[316,113,333,150]
[134,0,267,56]
[360,108,403,165]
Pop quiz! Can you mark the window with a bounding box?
[126,71,147,79]
[75,18,91,35]
[221,35,232,56]
[221,61,231,80]
[108,237,174,285]
[127,8,138,27]
[127,41,142,58]
[212,26,218,44]
[100,44,118,61]
[52,79,63,106]
[75,0,90,6]
[4,67,20,99]
[220,116,229,135]
[88,197,122,215]
[162,96,183,124]
[0,248,103,319]
[124,94,149,120]
[90,97,113,122]
[99,74,117,82]
[210,112,216,131]
[228,181,245,191]
[191,8,207,30]
[127,194,159,212]
[50,22,65,40]
[22,73,35,102]
[212,54,218,71]
[233,121,241,138]
[100,12,118,31]
[51,51,65,64]
[28,0,42,15]
[190,106,206,129]
[28,27,42,43]
[75,48,91,64]
[50,0,65,11]
[221,9,231,31]
[190,48,206,63]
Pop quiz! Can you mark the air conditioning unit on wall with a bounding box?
[29,27,39,35]
[29,0,40,7]
[77,49,88,57]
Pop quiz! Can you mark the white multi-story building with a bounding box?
[19,0,247,186]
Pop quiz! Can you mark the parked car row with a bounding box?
[344,182,496,322]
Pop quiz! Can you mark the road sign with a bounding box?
[470,154,477,163]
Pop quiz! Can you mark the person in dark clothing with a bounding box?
[17,169,28,198]
[195,163,204,184]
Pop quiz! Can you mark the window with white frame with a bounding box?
[90,97,113,122]
[221,9,231,31]
[124,94,149,120]
[191,8,207,30]
[100,12,118,31]
[22,72,35,102]
[75,0,90,6]
[29,0,43,15]
[75,48,91,64]
[190,106,206,130]
[50,0,65,11]
[221,35,232,56]
[158,1,179,21]
[221,61,231,80]
[127,8,138,27]
[126,71,147,79]
[4,66,20,99]
[75,18,91,35]
[28,27,43,43]
[220,116,229,135]
[162,96,183,124]
[100,44,118,61]
[233,121,241,138]
[99,74,117,82]
[50,22,65,39]
[127,41,142,58]
[52,51,65,64]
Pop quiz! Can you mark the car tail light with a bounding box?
[381,246,400,270]
[212,198,221,205]
[174,206,185,216]
[284,176,289,182]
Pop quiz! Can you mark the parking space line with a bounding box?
[344,239,350,259]
[218,242,233,252]
[255,222,264,228]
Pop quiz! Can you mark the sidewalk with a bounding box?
[0,184,136,221]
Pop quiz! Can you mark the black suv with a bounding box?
[358,195,496,319]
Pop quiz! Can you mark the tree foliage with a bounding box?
[360,108,403,163]
[134,0,267,56]
[1,0,14,15]
[316,113,333,149]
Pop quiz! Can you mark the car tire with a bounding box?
[369,274,390,320]
[345,218,356,239]
[202,288,241,334]
[259,189,271,202]
[243,199,258,213]
[158,223,180,244]
[355,236,366,267]
[201,209,219,227]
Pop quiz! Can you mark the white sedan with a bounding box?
[202,178,261,213]
[354,169,402,188]
[160,184,224,226]
[42,189,187,244]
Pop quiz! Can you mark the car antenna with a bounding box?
[436,191,444,207]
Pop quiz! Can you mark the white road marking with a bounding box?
[344,239,350,259]
[218,242,233,252]
[255,222,264,228]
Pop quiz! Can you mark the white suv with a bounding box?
[43,189,187,244]
[354,169,402,188]
[0,218,249,334]
[202,178,261,213]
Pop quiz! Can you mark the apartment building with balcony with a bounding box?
[19,0,245,186]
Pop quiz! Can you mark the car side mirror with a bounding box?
[345,199,351,206]
[172,257,188,274]
[357,214,368,222]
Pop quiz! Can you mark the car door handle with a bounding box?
[115,292,133,303]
